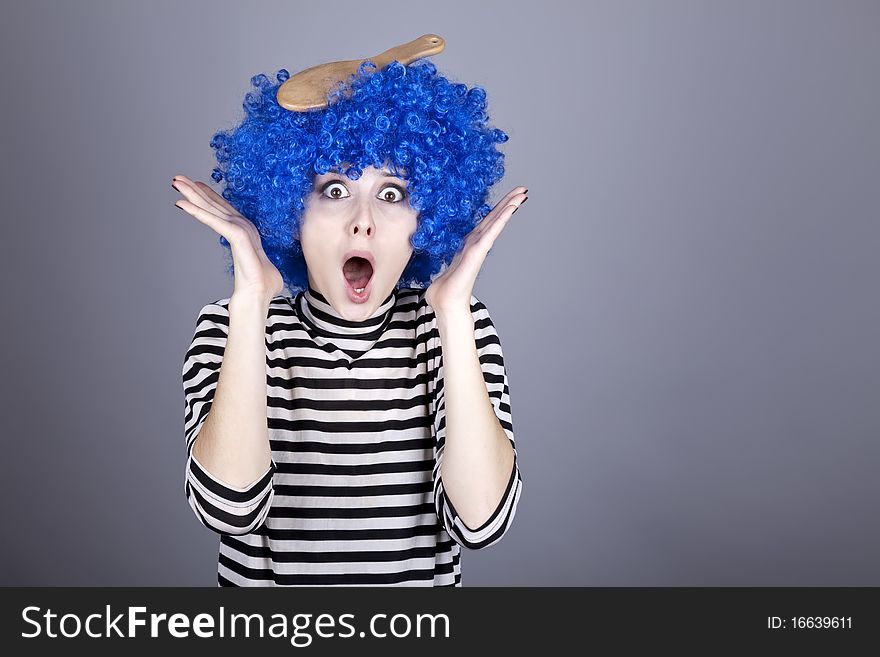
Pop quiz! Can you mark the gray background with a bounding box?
[1,0,877,586]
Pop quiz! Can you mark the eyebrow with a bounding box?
[321,171,404,181]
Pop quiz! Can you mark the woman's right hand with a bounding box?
[173,174,285,304]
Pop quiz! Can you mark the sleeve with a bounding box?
[181,299,277,536]
[428,294,524,550]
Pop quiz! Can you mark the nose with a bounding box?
[349,202,375,237]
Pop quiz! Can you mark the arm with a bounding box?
[422,183,528,549]
[182,292,276,536]
[430,296,523,549]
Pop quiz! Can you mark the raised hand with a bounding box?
[172,174,284,303]
[425,186,528,315]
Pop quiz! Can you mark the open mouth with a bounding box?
[342,256,374,300]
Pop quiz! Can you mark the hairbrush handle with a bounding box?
[371,34,445,68]
[277,34,445,112]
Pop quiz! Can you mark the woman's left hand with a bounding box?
[425,186,528,316]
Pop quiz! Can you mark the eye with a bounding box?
[378,185,406,203]
[321,181,350,200]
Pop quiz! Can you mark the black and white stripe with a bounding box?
[181,285,523,586]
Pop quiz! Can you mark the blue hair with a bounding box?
[209,58,509,293]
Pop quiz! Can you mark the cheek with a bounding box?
[298,217,329,250]
[389,220,417,256]
[403,213,419,239]
[298,230,326,268]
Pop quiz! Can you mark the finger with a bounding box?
[194,180,243,217]
[473,196,523,240]
[470,187,524,229]
[489,186,528,217]
[172,176,217,214]
[175,198,245,244]
[450,194,524,282]
[175,177,265,251]
[174,177,257,235]
[172,175,230,218]
[494,186,527,207]
[477,190,527,231]
[488,202,518,238]
[474,213,511,253]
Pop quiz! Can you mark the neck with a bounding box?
[298,284,397,337]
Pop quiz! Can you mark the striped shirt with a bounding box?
[181,285,523,586]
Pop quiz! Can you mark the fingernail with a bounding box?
[521,196,528,204]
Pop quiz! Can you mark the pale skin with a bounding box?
[172,168,527,530]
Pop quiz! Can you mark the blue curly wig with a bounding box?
[209,58,509,294]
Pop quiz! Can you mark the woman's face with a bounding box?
[298,164,419,321]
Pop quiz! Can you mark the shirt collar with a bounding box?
[295,284,397,338]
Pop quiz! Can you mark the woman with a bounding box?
[175,58,527,586]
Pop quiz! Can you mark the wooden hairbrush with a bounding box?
[276,34,445,112]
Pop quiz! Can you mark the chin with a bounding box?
[332,284,377,318]
[354,283,388,312]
